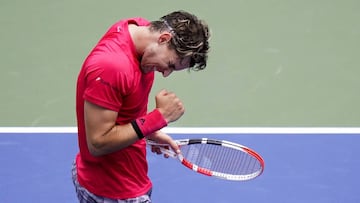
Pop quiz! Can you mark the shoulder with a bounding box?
[117,17,150,27]
[84,51,132,72]
[83,52,139,95]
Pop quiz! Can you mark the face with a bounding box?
[140,34,190,77]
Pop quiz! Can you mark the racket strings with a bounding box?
[180,144,261,175]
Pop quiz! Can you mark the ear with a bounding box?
[158,32,172,44]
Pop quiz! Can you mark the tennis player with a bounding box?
[72,10,210,203]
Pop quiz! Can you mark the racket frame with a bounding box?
[146,138,264,181]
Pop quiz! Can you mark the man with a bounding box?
[72,10,210,202]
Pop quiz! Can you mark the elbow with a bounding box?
[88,146,103,157]
[87,137,106,157]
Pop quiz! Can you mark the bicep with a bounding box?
[83,100,139,156]
[84,100,117,153]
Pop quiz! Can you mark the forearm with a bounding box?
[87,123,139,156]
[84,97,175,156]
[86,109,167,156]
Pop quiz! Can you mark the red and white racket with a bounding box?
[146,138,264,181]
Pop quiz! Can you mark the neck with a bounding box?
[129,25,155,56]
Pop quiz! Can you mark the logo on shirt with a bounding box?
[95,76,120,93]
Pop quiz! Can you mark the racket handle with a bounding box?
[158,146,177,158]
[146,139,178,158]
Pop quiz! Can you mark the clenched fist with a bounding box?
[155,89,185,123]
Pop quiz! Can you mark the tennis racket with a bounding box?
[146,138,264,181]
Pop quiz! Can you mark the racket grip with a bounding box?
[159,147,177,158]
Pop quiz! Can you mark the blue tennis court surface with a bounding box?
[1,128,359,203]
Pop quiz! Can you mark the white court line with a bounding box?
[0,127,360,134]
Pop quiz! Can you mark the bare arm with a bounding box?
[84,101,139,156]
[84,89,184,156]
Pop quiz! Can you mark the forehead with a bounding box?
[173,54,191,71]
[164,44,191,70]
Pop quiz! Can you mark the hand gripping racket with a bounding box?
[146,138,265,181]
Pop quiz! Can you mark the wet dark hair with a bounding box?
[150,10,210,71]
